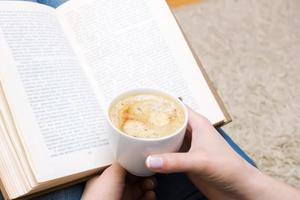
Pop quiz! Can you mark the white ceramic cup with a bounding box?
[107,89,188,177]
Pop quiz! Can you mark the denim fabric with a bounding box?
[155,173,208,200]
[33,184,84,200]
[37,0,68,8]
[0,184,84,200]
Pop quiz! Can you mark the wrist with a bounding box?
[229,161,266,200]
[240,166,300,200]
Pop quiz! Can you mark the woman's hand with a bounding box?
[81,163,156,200]
[146,107,300,200]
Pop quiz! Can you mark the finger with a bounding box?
[126,173,140,185]
[146,153,196,173]
[82,164,126,200]
[186,106,212,132]
[187,122,192,132]
[124,177,156,200]
[123,183,144,200]
[141,177,157,191]
[85,163,125,187]
[123,176,156,200]
[179,130,192,152]
[101,163,126,184]
[140,191,156,200]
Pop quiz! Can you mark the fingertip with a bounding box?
[111,162,123,169]
[107,162,126,178]
[147,153,193,173]
[146,156,164,170]
[141,177,157,191]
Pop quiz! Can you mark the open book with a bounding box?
[0,0,231,199]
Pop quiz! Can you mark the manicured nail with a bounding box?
[146,156,163,169]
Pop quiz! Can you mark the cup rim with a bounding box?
[106,88,188,142]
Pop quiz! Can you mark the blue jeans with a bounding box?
[0,129,255,200]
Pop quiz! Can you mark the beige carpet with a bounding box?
[173,0,300,187]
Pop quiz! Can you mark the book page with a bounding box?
[0,2,112,183]
[56,0,225,124]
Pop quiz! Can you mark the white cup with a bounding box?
[107,89,188,177]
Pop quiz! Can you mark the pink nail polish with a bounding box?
[146,156,163,169]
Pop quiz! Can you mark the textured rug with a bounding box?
[173,0,300,187]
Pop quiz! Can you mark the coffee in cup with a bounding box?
[109,93,185,139]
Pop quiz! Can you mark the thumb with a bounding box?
[186,106,212,132]
[146,153,194,173]
[82,163,126,200]
[101,163,126,184]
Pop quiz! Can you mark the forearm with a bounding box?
[189,162,300,200]
[236,165,300,200]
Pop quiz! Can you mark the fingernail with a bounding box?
[146,156,163,169]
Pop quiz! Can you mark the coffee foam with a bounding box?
[109,93,185,138]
